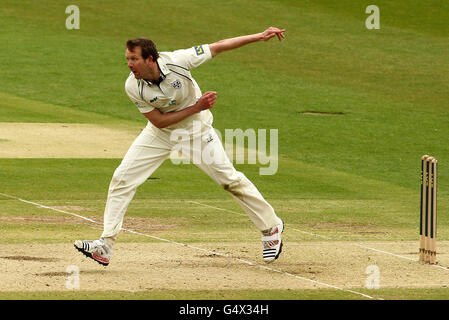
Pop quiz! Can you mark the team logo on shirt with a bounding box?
[194,45,204,55]
[171,80,182,89]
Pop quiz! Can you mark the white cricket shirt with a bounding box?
[125,44,214,132]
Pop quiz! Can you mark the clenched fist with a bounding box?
[195,91,217,111]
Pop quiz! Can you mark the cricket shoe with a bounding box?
[262,220,284,263]
[74,237,112,266]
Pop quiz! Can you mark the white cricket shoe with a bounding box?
[74,237,112,266]
[262,220,284,263]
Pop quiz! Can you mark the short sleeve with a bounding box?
[170,44,212,70]
[125,77,154,114]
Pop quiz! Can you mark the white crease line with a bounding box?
[1,192,377,300]
[353,244,449,271]
[188,201,246,216]
[122,227,376,299]
[188,200,449,271]
[352,244,417,262]
[292,229,332,239]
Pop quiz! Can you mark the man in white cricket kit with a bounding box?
[75,27,286,266]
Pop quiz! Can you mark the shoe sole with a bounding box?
[74,244,109,266]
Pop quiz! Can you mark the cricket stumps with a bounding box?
[419,155,437,264]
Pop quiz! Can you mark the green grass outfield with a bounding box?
[1,0,449,300]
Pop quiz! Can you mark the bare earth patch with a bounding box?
[311,222,388,235]
[0,122,245,160]
[0,216,92,224]
[0,241,449,294]
[122,217,186,232]
[49,206,96,212]
[0,256,59,263]
[0,215,184,232]
[0,123,139,158]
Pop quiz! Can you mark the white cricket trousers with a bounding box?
[101,122,282,241]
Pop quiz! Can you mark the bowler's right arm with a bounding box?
[143,91,217,129]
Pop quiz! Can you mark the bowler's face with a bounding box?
[126,47,151,79]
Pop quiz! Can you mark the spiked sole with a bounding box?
[74,244,109,266]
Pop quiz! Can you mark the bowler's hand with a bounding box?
[260,27,286,41]
[195,91,217,111]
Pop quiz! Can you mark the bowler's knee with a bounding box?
[109,167,135,192]
[223,176,250,198]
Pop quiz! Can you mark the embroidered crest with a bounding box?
[172,80,182,89]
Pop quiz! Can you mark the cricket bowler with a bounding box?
[74,27,286,266]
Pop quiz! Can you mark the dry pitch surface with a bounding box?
[1,123,449,299]
[1,240,449,297]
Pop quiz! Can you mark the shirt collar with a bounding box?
[157,57,171,77]
[143,57,171,86]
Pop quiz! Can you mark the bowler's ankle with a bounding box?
[101,236,115,248]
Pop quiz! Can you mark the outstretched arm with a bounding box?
[209,27,285,58]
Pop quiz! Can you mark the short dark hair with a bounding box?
[126,38,159,61]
